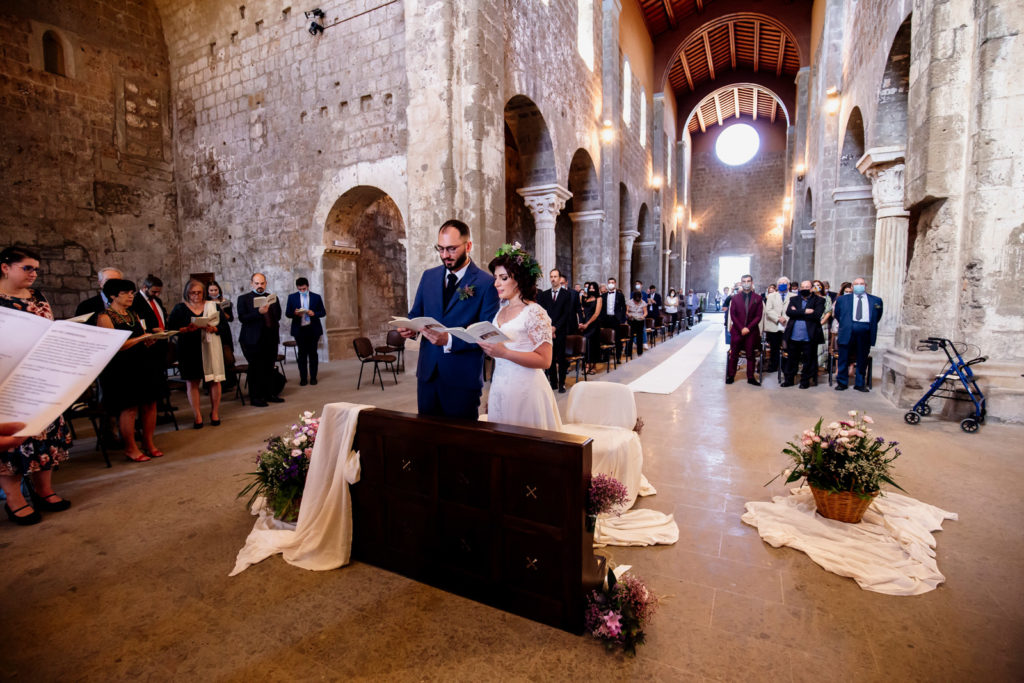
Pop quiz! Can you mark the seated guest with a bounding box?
[168,279,226,428]
[75,266,124,322]
[207,280,237,390]
[285,277,327,386]
[0,246,73,525]
[626,290,647,357]
[96,279,163,461]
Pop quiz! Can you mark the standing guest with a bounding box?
[96,278,162,461]
[714,291,722,312]
[237,273,284,407]
[285,277,327,386]
[600,277,627,362]
[537,268,576,393]
[559,274,582,338]
[726,274,764,385]
[168,279,226,428]
[397,220,500,419]
[206,280,237,390]
[578,281,603,375]
[781,280,825,389]
[764,283,776,303]
[573,283,583,294]
[0,246,73,525]
[722,285,737,343]
[813,279,833,373]
[647,285,662,321]
[75,267,124,322]
[664,288,680,333]
[685,289,698,327]
[131,274,167,332]
[625,291,648,357]
[830,282,854,361]
[834,277,884,392]
[599,284,608,295]
[823,280,838,304]
[763,277,794,373]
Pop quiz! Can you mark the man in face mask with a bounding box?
[726,274,764,385]
[763,277,794,373]
[833,277,884,391]
[781,280,825,388]
[600,277,627,362]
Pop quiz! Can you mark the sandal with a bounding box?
[147,449,165,458]
[125,452,151,462]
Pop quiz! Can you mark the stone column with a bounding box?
[600,0,624,280]
[569,209,605,283]
[662,249,671,293]
[857,147,908,347]
[619,229,640,286]
[517,184,573,280]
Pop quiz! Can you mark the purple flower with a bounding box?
[588,474,629,516]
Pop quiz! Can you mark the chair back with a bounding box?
[565,334,585,356]
[644,317,654,330]
[617,323,630,338]
[565,381,637,429]
[386,329,405,349]
[600,327,616,345]
[352,337,374,360]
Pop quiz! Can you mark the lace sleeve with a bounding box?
[524,303,553,350]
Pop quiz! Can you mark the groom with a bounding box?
[399,219,500,419]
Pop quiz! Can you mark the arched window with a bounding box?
[43,31,65,76]
[639,88,647,147]
[576,0,594,71]
[622,59,632,126]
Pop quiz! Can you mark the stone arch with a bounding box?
[681,81,792,134]
[839,107,869,186]
[833,107,876,283]
[563,148,602,283]
[504,95,559,260]
[321,186,407,359]
[873,15,911,149]
[631,203,653,285]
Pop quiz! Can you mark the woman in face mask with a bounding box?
[664,288,680,334]
[812,279,832,374]
[579,281,603,374]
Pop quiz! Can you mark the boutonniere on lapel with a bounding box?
[457,284,476,301]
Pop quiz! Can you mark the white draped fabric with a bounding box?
[742,487,958,595]
[200,301,226,383]
[229,402,372,576]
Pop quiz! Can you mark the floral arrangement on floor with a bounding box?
[238,410,320,522]
[586,474,629,531]
[585,571,659,655]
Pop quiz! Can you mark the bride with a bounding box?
[478,244,563,431]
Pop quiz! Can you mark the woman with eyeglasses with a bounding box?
[0,246,74,525]
[168,279,226,429]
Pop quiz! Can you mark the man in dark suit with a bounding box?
[75,267,123,322]
[398,220,500,419]
[131,274,167,332]
[726,274,764,385]
[600,277,627,362]
[285,277,327,386]
[237,273,284,407]
[833,277,884,392]
[647,285,663,321]
[781,280,825,389]
[538,268,577,393]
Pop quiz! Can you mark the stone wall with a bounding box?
[0,1,177,318]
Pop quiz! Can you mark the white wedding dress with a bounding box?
[486,303,563,431]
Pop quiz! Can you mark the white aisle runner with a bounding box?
[628,323,722,394]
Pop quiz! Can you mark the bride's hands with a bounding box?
[478,340,506,359]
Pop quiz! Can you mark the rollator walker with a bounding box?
[903,337,987,433]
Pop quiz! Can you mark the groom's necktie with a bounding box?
[443,272,458,308]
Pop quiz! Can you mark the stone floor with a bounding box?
[3,317,1022,681]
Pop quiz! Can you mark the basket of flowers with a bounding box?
[238,410,320,523]
[585,570,659,655]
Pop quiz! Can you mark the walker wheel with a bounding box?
[960,418,979,433]
[915,404,932,416]
[904,411,921,425]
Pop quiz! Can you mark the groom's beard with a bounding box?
[445,251,469,272]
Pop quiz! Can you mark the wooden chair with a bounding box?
[564,334,587,385]
[353,337,398,390]
[644,317,656,348]
[282,339,298,362]
[375,329,406,372]
[599,327,618,373]
[63,382,112,467]
[617,323,632,362]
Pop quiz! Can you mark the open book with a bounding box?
[0,307,131,436]
[148,330,179,340]
[389,317,509,344]
[67,312,95,324]
[190,314,217,328]
[253,293,278,308]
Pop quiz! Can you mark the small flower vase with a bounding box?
[585,514,597,533]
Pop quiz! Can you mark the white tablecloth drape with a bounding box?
[742,487,958,595]
[229,402,372,576]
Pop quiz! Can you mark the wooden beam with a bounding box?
[695,0,703,13]
[771,97,778,123]
[702,31,715,81]
[661,0,677,30]
[752,87,758,120]
[733,87,740,119]
[728,21,736,70]
[679,53,694,91]
[753,21,760,72]
[713,92,723,127]
[695,107,707,133]
[776,35,786,77]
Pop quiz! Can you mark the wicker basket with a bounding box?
[810,486,878,523]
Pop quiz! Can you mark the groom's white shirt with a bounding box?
[442,261,472,353]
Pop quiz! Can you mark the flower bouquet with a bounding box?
[238,410,320,522]
[585,572,659,655]
[587,473,629,532]
[769,410,905,522]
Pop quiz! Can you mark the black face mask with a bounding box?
[800,289,811,296]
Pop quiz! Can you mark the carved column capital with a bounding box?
[516,184,573,222]
[857,146,909,219]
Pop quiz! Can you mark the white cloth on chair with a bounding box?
[229,402,372,575]
[565,381,637,429]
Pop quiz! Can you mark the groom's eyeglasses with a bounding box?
[434,244,464,255]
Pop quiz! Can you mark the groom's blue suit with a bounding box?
[408,260,500,419]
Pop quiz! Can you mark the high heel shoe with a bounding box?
[209,414,221,426]
[5,503,42,526]
[29,490,71,512]
[125,452,151,462]
[193,420,204,429]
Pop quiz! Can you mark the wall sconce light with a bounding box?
[689,220,698,231]
[651,175,663,190]
[600,120,615,144]
[825,87,840,115]
[675,205,684,221]
[783,196,791,207]
[795,162,806,181]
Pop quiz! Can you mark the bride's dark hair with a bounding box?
[488,251,539,302]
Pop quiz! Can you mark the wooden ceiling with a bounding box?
[687,85,784,133]
[639,0,711,37]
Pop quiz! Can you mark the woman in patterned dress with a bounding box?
[0,246,73,526]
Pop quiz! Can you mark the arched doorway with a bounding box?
[563,148,602,284]
[504,95,558,262]
[836,107,876,281]
[322,186,407,358]
[631,203,651,286]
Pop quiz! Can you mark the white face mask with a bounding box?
[741,282,752,291]
[608,284,616,291]
[635,284,642,291]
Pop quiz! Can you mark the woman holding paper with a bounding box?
[477,244,561,431]
[97,278,163,461]
[168,279,226,429]
[0,246,74,524]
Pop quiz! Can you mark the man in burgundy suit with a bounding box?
[727,274,764,385]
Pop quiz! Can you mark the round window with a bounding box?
[715,123,760,166]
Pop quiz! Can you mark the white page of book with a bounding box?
[0,307,50,380]
[0,309,130,436]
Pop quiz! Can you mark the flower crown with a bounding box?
[494,241,542,281]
